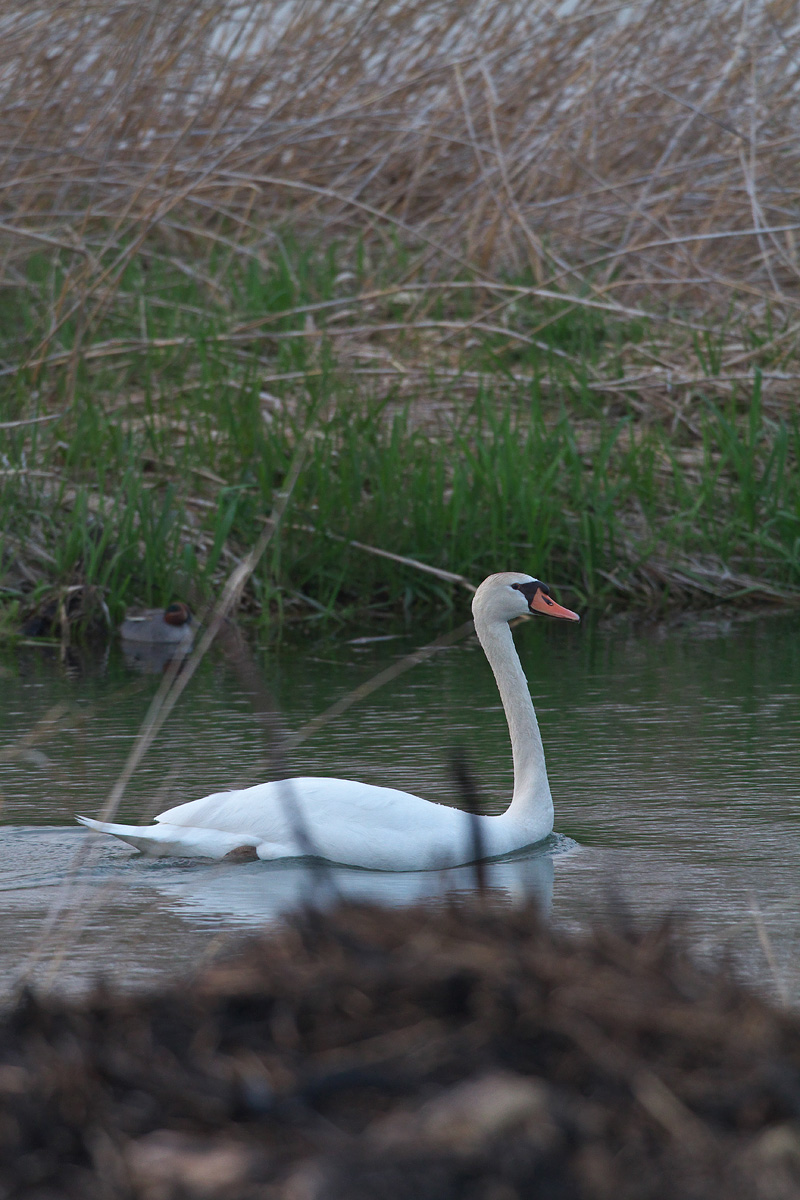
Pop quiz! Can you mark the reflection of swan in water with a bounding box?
[79,573,579,870]
[143,846,560,926]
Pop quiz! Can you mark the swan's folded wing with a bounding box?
[155,777,430,835]
[76,816,261,859]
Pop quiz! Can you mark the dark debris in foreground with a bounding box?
[2,900,800,1199]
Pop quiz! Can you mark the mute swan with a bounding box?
[78,573,579,870]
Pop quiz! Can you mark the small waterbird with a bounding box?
[119,602,195,644]
[79,573,579,870]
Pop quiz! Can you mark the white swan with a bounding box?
[77,573,579,870]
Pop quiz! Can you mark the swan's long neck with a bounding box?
[474,613,552,826]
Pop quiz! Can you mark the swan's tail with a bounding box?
[75,815,261,859]
[76,815,175,855]
[76,815,142,837]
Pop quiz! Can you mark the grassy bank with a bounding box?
[2,2,800,634]
[2,239,800,634]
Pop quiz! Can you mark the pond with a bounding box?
[1,606,799,1003]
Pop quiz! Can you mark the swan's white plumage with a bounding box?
[78,572,578,870]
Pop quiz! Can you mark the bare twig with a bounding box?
[291,524,476,594]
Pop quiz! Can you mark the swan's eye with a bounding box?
[511,579,554,610]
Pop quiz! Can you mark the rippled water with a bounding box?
[1,608,799,1002]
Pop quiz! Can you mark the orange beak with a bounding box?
[528,590,580,621]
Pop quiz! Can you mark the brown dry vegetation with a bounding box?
[3,0,800,399]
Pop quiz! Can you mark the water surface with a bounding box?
[1,609,798,1002]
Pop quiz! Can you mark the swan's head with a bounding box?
[472,572,580,624]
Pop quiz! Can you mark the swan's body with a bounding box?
[79,573,579,870]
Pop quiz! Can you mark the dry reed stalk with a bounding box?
[289,524,477,592]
